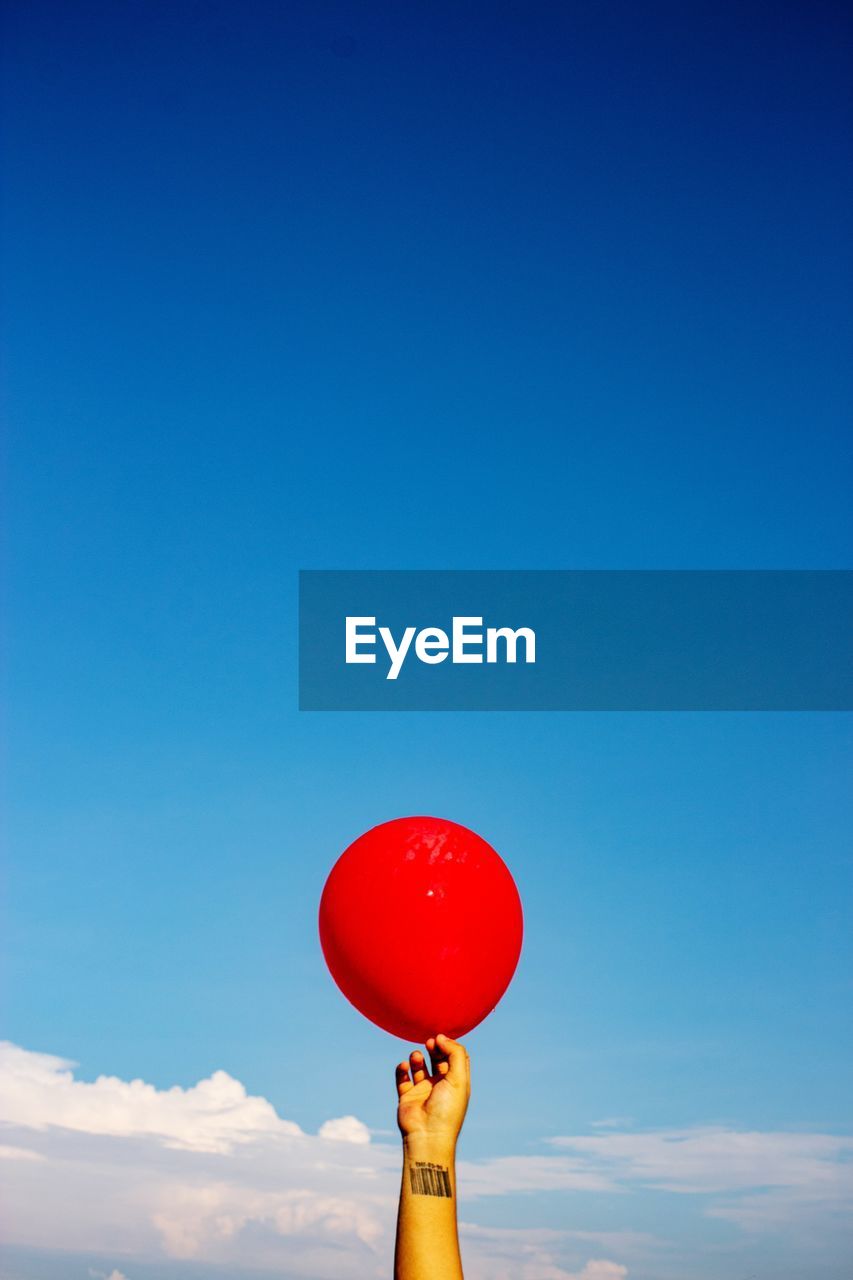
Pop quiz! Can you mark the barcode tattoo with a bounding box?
[409,1160,452,1197]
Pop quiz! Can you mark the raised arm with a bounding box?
[394,1032,470,1280]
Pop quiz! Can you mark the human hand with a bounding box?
[395,1033,470,1153]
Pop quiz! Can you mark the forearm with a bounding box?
[394,1135,463,1280]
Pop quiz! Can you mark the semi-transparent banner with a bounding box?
[298,571,852,711]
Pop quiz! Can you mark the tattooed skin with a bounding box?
[409,1161,452,1198]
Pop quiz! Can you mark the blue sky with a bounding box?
[2,3,852,1279]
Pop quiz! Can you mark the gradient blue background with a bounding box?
[3,2,852,1277]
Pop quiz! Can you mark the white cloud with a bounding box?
[459,1153,616,1196]
[546,1125,853,1252]
[0,1143,45,1161]
[548,1126,853,1196]
[149,1183,384,1259]
[459,1224,635,1280]
[0,1041,300,1153]
[564,1266,627,1280]
[0,1042,397,1273]
[318,1115,371,1144]
[1,1041,851,1280]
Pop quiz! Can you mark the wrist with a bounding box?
[401,1132,457,1164]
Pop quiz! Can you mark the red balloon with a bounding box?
[319,816,523,1042]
